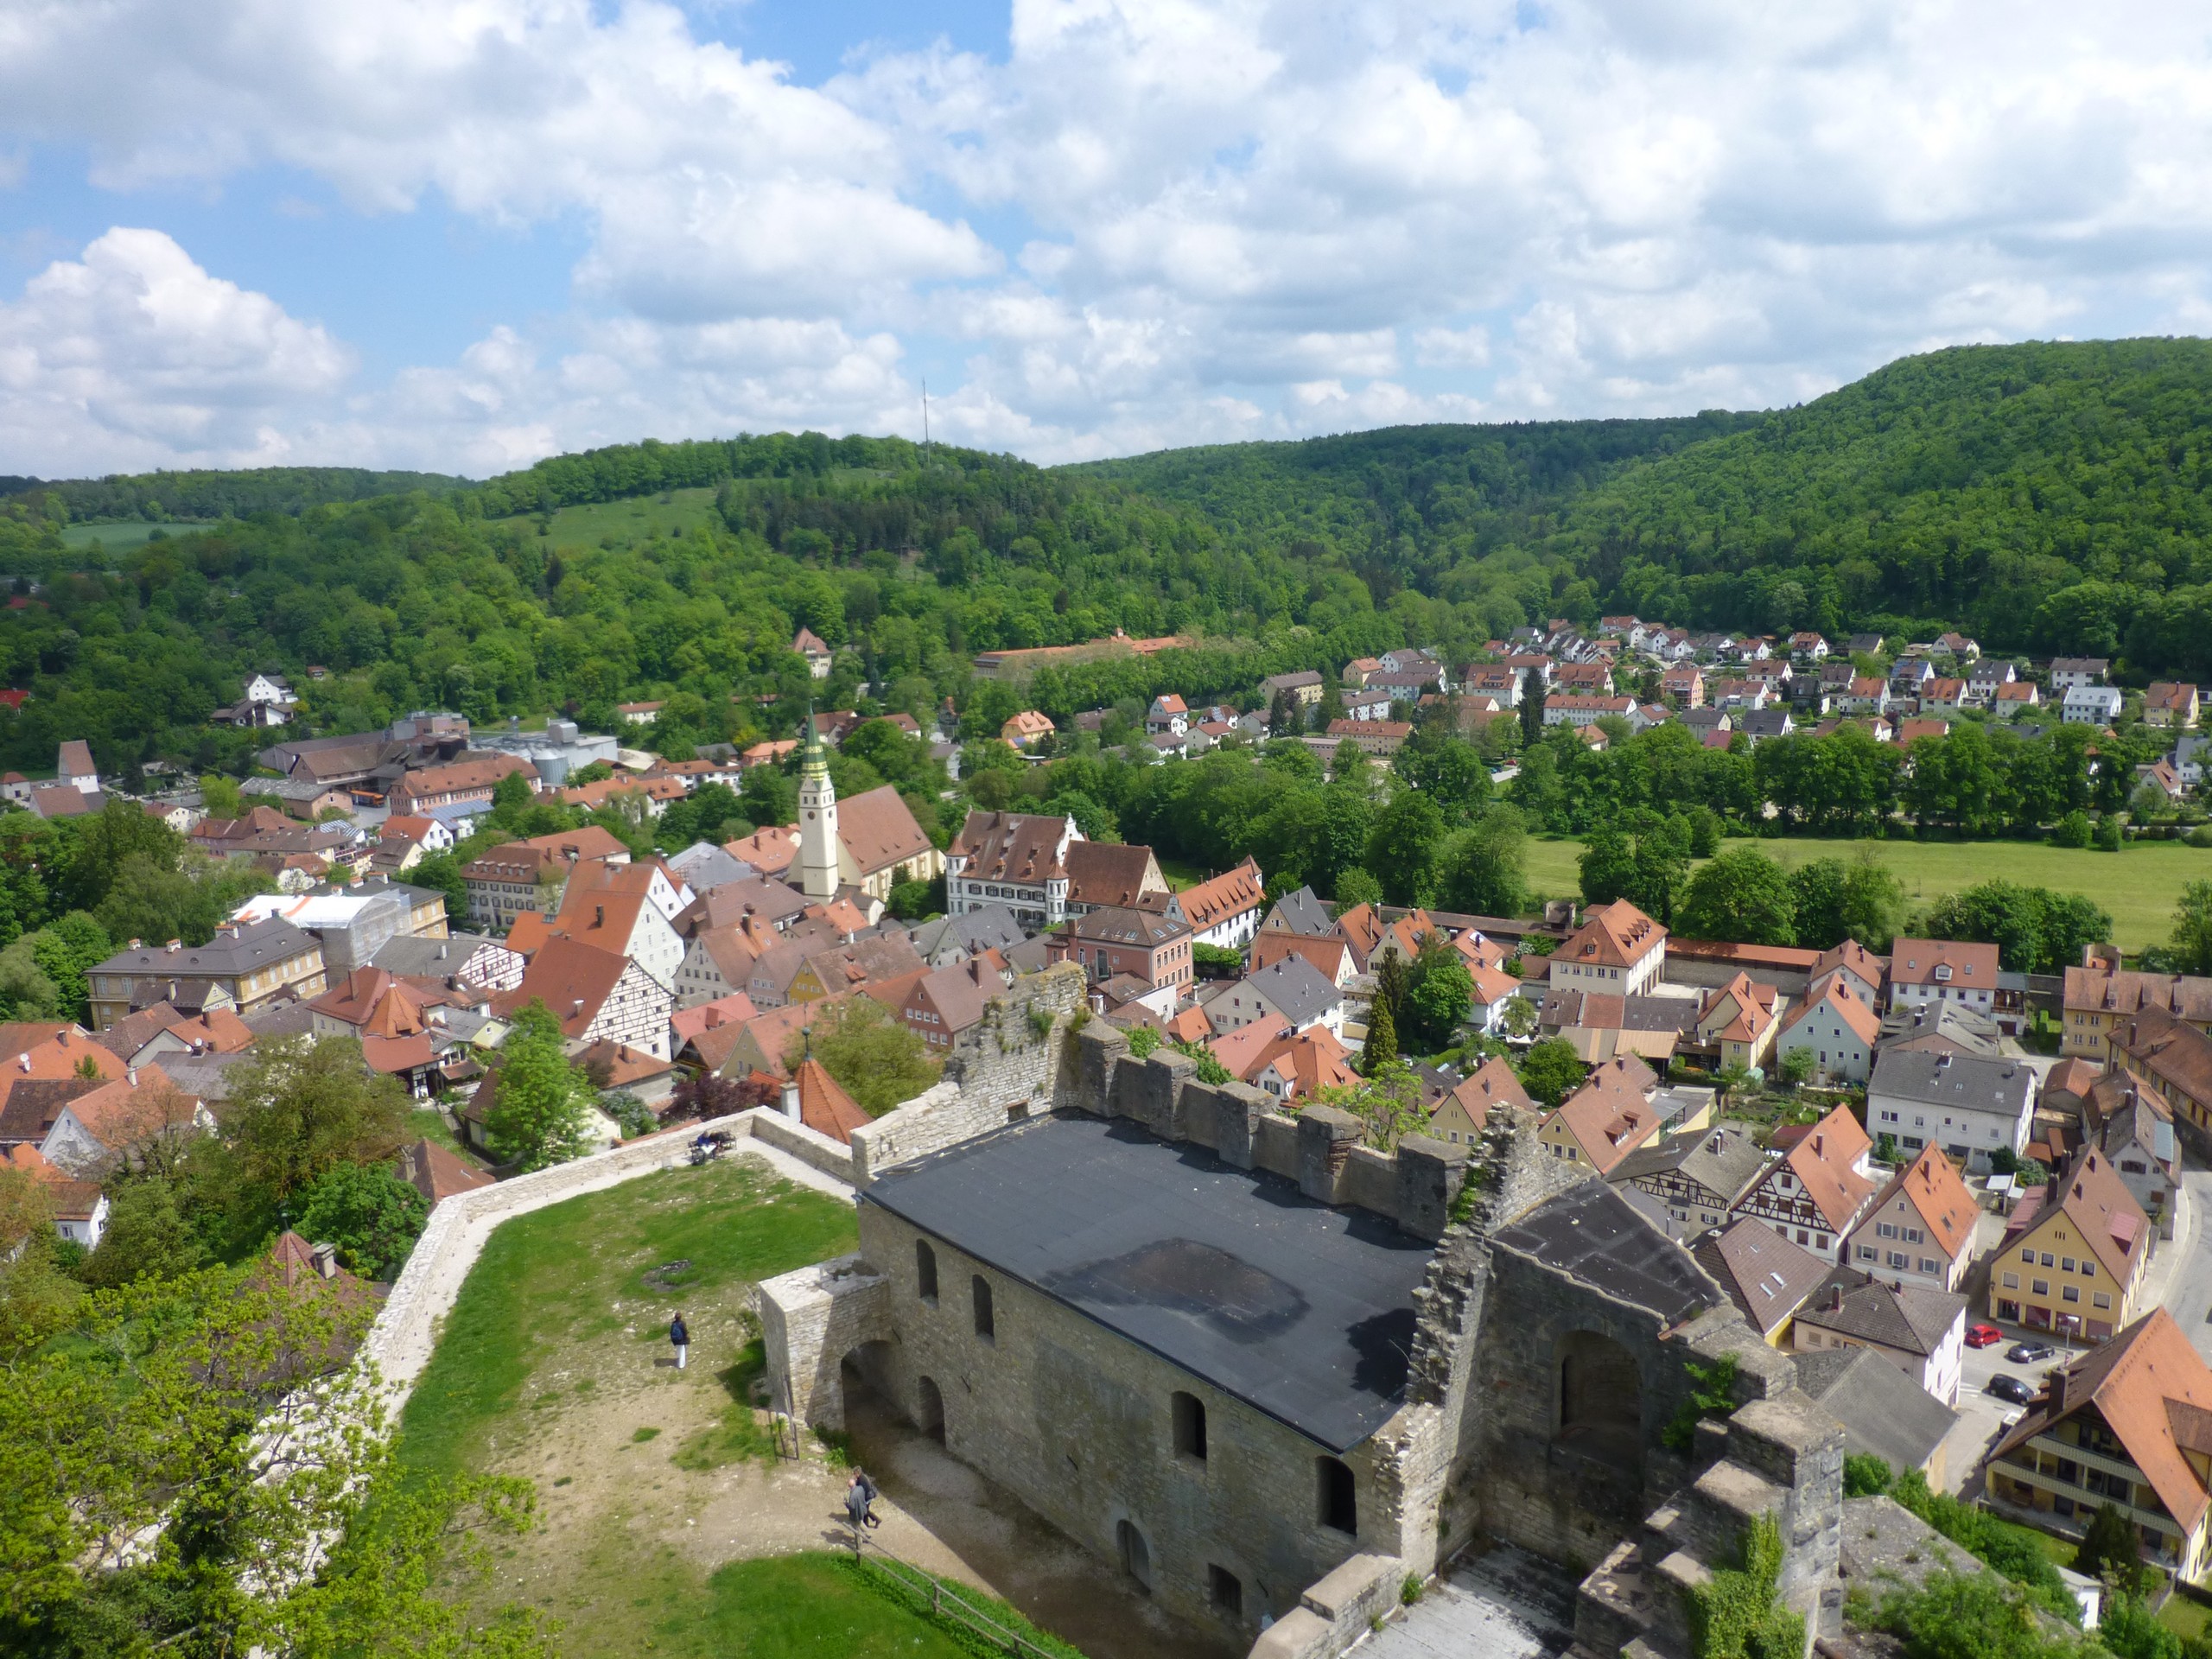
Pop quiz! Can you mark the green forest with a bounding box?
[4,338,2212,785]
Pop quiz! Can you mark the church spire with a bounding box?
[797,703,840,903]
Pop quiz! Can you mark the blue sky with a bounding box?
[4,1,2212,479]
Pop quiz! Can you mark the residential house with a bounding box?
[1175,858,1267,951]
[1000,710,1056,748]
[1050,902,1193,994]
[1694,1218,1830,1346]
[1608,1124,1771,1241]
[1338,686,1394,721]
[3,1143,108,1248]
[1796,1346,1960,1491]
[37,1068,213,1178]
[57,740,98,794]
[1792,1268,1967,1406]
[398,1138,496,1209]
[86,921,327,1028]
[2048,658,2110,691]
[1889,938,2001,1020]
[1868,1049,2035,1168]
[905,904,1027,969]
[460,826,631,933]
[2086,1068,2185,1241]
[2063,960,2212,1061]
[1145,695,1190,736]
[548,886,686,992]
[1919,679,1970,716]
[785,932,930,1006]
[1462,665,1523,707]
[1692,973,1781,1070]
[1262,670,1325,708]
[1427,1056,1530,1148]
[1965,660,2018,703]
[1201,955,1344,1039]
[1205,1021,1358,1104]
[1533,988,1698,1066]
[1065,842,1171,916]
[1846,1144,1978,1293]
[1542,693,1637,728]
[1661,665,1706,707]
[1549,899,1668,999]
[1809,940,1887,1008]
[1993,682,2042,715]
[1840,678,1893,716]
[1467,963,1526,1036]
[1538,1055,1663,1174]
[1319,719,1413,757]
[493,936,676,1060]
[365,931,523,994]
[1731,1103,1877,1260]
[2144,683,2201,729]
[1988,1148,2152,1342]
[1878,1001,2003,1062]
[2107,1007,2212,1146]
[2063,685,2126,726]
[946,810,1080,927]
[1986,1310,2212,1581]
[1789,632,1831,663]
[880,955,1013,1053]
[794,626,835,679]
[1777,980,1883,1084]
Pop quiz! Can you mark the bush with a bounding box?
[2095,815,2125,851]
[1886,1471,2077,1622]
[1843,1452,1894,1497]
[2050,810,2093,849]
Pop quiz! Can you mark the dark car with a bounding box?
[2007,1342,2056,1364]
[1987,1374,2037,1405]
[1965,1324,2004,1349]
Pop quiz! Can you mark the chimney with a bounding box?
[167,939,182,952]
[310,1242,337,1279]
[571,998,585,1018]
[129,938,143,950]
[781,1076,801,1120]
[1936,1052,1952,1070]
[16,1053,28,1073]
[1828,1282,1845,1312]
[126,1067,137,1086]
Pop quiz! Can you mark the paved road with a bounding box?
[2158,1168,2212,1362]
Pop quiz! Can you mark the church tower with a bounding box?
[797,710,841,903]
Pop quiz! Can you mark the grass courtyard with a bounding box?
[393,1154,1089,1659]
[1521,834,2209,952]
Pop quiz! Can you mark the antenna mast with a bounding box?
[923,379,932,467]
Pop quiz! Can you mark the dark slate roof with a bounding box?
[1609,1126,1772,1208]
[1796,1346,1959,1474]
[1262,887,1336,938]
[93,918,319,977]
[1795,1268,1965,1358]
[1243,956,1343,1027]
[665,842,757,894]
[952,903,1030,955]
[369,931,510,979]
[861,1112,1435,1452]
[1868,1049,2034,1114]
[1491,1179,1718,1326]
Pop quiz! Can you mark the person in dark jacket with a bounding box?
[670,1313,689,1370]
[844,1474,871,1533]
[854,1468,883,1528]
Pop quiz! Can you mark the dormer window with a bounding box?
[1934,965,1951,982]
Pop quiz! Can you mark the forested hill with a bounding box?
[1557,339,2212,664]
[1069,410,1764,597]
[3,336,2211,779]
[1,466,467,523]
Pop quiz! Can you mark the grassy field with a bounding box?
[389,1158,1084,1658]
[59,521,207,552]
[1522,835,2209,951]
[492,486,723,556]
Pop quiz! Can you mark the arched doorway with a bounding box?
[837,1339,894,1432]
[1116,1518,1153,1592]
[1554,1330,1643,1471]
[914,1374,946,1444]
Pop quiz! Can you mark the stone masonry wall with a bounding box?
[850,1198,1397,1645]
[849,963,1087,1184]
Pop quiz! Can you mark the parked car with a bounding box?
[1965,1324,2004,1349]
[2007,1342,2056,1364]
[1988,1375,2037,1405]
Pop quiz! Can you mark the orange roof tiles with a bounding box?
[1560,899,1665,970]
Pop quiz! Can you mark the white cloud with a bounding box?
[10,1,2212,467]
[0,228,352,472]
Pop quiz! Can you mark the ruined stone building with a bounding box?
[763,981,1849,1657]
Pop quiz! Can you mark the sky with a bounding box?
[4,1,2212,480]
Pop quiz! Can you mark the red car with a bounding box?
[1965,1324,2004,1349]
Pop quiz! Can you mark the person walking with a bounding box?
[854,1467,883,1529]
[669,1312,689,1371]
[844,1473,871,1536]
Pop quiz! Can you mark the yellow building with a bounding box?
[1988,1149,2152,1344]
